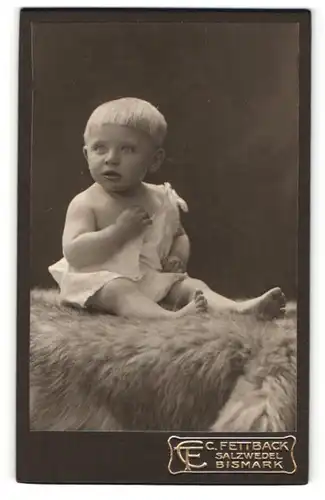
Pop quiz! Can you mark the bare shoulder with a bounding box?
[67,190,90,210]
[71,183,100,204]
[67,184,105,213]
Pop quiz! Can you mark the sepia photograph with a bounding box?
[17,8,310,484]
[29,15,298,431]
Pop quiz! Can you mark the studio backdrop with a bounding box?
[30,21,299,298]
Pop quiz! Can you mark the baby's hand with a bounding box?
[162,255,186,273]
[116,206,152,238]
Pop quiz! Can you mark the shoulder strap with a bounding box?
[163,182,189,213]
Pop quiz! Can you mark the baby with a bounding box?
[49,97,286,320]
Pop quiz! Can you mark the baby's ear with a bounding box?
[83,146,88,161]
[149,148,165,173]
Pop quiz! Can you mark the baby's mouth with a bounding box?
[102,171,122,180]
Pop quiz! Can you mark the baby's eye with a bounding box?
[92,143,107,154]
[121,145,136,153]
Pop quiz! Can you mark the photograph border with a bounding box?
[17,8,310,485]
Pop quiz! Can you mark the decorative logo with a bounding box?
[168,435,297,474]
[174,440,207,471]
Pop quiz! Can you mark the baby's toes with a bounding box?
[270,301,286,320]
[274,291,286,314]
[279,291,286,308]
[195,293,208,313]
[193,289,204,300]
[269,287,286,304]
[267,288,286,314]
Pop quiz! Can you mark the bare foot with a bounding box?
[177,289,208,316]
[238,287,286,320]
[193,289,209,313]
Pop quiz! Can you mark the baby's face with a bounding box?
[84,123,158,193]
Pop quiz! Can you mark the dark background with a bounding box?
[31,21,299,299]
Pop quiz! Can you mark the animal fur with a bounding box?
[30,289,296,431]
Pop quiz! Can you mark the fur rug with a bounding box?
[30,289,297,432]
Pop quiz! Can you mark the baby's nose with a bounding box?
[105,149,120,165]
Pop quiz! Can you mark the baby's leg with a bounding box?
[165,277,286,320]
[87,278,207,319]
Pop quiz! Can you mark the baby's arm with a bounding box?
[162,225,190,272]
[63,195,151,268]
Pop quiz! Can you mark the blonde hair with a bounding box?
[84,97,167,146]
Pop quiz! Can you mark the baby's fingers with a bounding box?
[174,261,185,272]
[142,215,152,226]
[163,261,173,272]
[174,263,185,272]
[168,260,183,272]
